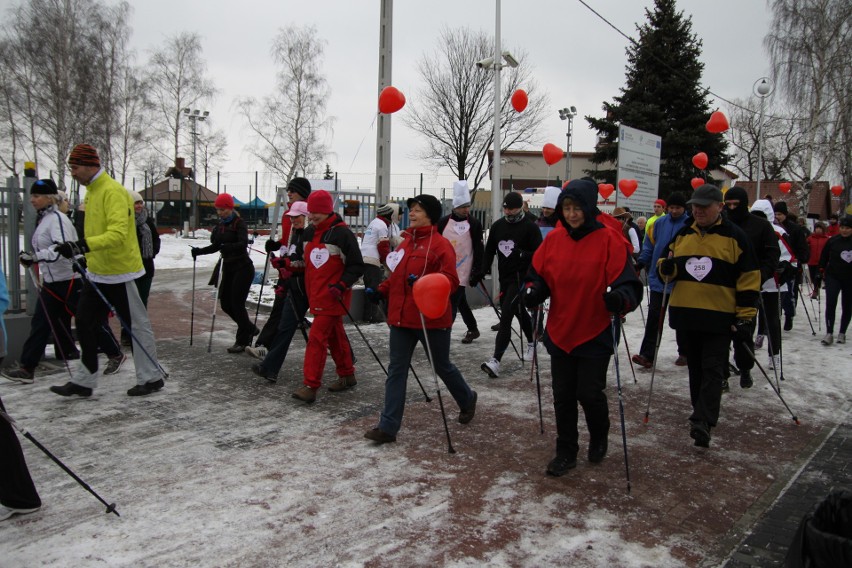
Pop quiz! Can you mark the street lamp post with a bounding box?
[183,108,209,235]
[558,106,577,182]
[753,77,773,199]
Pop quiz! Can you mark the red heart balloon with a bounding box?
[378,86,406,114]
[831,185,843,197]
[542,143,564,166]
[706,111,730,134]
[779,182,792,194]
[691,177,704,189]
[692,152,709,170]
[412,273,451,319]
[619,179,638,198]
[598,183,614,200]
[511,89,528,113]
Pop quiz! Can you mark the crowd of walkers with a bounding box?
[3,146,851,520]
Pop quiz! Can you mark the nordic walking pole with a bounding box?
[610,316,632,494]
[373,298,430,402]
[0,409,120,516]
[207,255,225,354]
[620,323,638,385]
[25,267,75,381]
[643,280,671,424]
[475,281,522,361]
[529,305,544,434]
[797,282,816,335]
[190,255,197,345]
[418,313,456,454]
[740,344,800,425]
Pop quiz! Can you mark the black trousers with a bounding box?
[217,259,256,345]
[550,352,611,459]
[639,290,687,361]
[757,292,782,357]
[493,278,533,361]
[0,393,41,510]
[682,330,730,428]
[450,287,478,331]
[256,279,286,348]
[362,265,386,322]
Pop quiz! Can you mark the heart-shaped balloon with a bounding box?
[706,111,730,134]
[412,273,451,319]
[542,143,564,166]
[831,185,843,197]
[378,86,406,114]
[692,152,709,170]
[618,179,638,198]
[511,89,528,113]
[779,182,792,194]
[691,177,705,189]
[598,183,614,200]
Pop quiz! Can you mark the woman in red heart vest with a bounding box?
[293,190,365,403]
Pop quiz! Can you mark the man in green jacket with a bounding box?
[53,144,167,397]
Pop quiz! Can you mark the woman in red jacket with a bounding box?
[806,222,829,298]
[364,194,478,444]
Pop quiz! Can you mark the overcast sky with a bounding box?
[121,0,772,187]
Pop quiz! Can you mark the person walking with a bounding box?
[438,180,484,344]
[644,198,667,236]
[536,186,562,239]
[819,215,852,345]
[658,184,761,448]
[191,193,257,354]
[612,207,641,257]
[120,191,160,346]
[293,190,364,403]
[363,194,478,443]
[53,143,165,397]
[523,179,642,476]
[480,191,542,378]
[806,222,829,298]
[773,202,809,331]
[360,202,401,322]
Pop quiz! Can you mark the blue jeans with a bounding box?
[259,292,308,377]
[378,326,475,436]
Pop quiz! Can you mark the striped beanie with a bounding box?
[68,144,101,167]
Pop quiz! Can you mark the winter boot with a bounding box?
[490,323,500,332]
[480,357,500,378]
[821,333,834,346]
[720,378,730,393]
[631,354,652,369]
[588,438,609,463]
[227,343,246,354]
[49,382,92,397]
[838,333,846,344]
[740,369,753,389]
[127,379,165,397]
[784,316,793,331]
[674,355,688,366]
[292,385,317,403]
[1,367,35,384]
[546,454,577,477]
[251,364,277,383]
[461,329,480,344]
[364,428,396,444]
[328,375,357,392]
[754,334,765,349]
[458,391,478,424]
[689,421,711,448]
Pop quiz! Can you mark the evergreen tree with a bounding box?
[323,163,334,180]
[586,0,728,199]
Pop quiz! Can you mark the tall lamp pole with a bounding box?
[183,108,209,235]
[558,106,577,182]
[753,77,773,199]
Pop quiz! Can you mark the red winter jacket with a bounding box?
[378,225,459,329]
[807,233,829,267]
[303,214,364,316]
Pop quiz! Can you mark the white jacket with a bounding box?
[32,206,80,283]
[750,199,791,293]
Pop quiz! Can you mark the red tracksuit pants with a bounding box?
[302,314,355,388]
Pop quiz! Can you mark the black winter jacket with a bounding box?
[483,214,542,282]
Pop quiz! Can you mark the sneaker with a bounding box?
[480,357,500,378]
[327,375,357,392]
[292,385,317,403]
[546,454,577,477]
[245,346,268,360]
[461,329,480,344]
[784,316,793,331]
[740,369,753,389]
[588,439,608,463]
[0,505,40,522]
[103,353,127,376]
[768,355,781,370]
[821,333,834,346]
[674,355,688,366]
[458,391,477,424]
[127,379,164,396]
[49,382,92,397]
[364,428,396,444]
[523,343,536,362]
[838,333,846,344]
[251,363,277,383]
[227,343,246,354]
[755,334,765,349]
[491,323,499,332]
[631,354,652,369]
[1,368,35,384]
[720,379,730,393]
[689,421,711,448]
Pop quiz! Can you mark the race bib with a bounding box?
[309,248,330,269]
[498,240,515,257]
[386,249,405,272]
[454,221,470,235]
[686,256,712,281]
[841,250,852,263]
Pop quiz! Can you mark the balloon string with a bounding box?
[348,112,379,172]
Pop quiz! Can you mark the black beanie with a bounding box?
[502,191,523,209]
[667,191,687,208]
[287,177,312,199]
[31,178,58,195]
[840,215,852,228]
[407,194,443,225]
[773,201,789,215]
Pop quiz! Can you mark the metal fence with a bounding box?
[1,176,32,314]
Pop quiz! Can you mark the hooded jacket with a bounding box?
[750,199,792,292]
[302,213,364,316]
[726,193,780,285]
[807,232,829,267]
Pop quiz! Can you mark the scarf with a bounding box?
[135,207,154,259]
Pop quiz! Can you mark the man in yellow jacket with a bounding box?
[53,144,166,397]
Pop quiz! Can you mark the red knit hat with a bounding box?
[68,144,101,167]
[307,190,334,215]
[654,198,667,208]
[214,193,235,209]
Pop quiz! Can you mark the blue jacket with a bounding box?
[638,212,689,293]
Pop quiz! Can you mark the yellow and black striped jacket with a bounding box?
[658,216,760,333]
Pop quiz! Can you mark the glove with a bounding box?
[468,271,484,287]
[634,262,645,272]
[274,285,286,297]
[71,256,88,273]
[775,260,795,281]
[659,257,676,277]
[407,274,419,287]
[523,283,547,307]
[732,319,753,344]
[328,283,346,301]
[265,239,280,253]
[190,247,201,259]
[19,251,35,267]
[364,287,384,304]
[55,239,88,259]
[603,291,625,313]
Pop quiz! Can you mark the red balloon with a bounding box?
[412,273,451,319]
[598,183,614,200]
[511,89,528,113]
[378,86,406,114]
[542,143,564,166]
[831,185,843,197]
[691,177,704,190]
[779,182,792,194]
[692,152,709,170]
[706,111,730,134]
[618,179,638,198]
